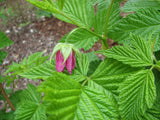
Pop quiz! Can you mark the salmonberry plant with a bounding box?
[1,0,160,120]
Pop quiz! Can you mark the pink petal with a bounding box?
[66,52,73,74]
[72,51,76,70]
[56,50,66,72]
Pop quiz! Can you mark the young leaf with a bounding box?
[19,61,55,80]
[121,0,160,13]
[39,72,118,119]
[90,58,142,94]
[0,31,13,49]
[119,70,156,120]
[4,52,49,76]
[60,28,99,51]
[0,51,7,64]
[109,8,160,51]
[97,35,153,67]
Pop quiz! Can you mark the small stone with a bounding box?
[30,29,34,33]
[5,30,10,34]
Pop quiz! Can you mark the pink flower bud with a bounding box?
[56,50,76,74]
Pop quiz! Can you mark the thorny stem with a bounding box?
[0,83,15,111]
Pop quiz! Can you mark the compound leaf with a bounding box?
[119,70,156,120]
[19,61,55,80]
[121,0,160,13]
[90,58,142,94]
[98,34,153,67]
[109,8,160,51]
[39,72,118,120]
[15,103,46,120]
[15,84,46,120]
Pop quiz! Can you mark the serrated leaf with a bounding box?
[0,110,14,120]
[109,9,160,51]
[39,72,118,120]
[27,0,59,13]
[20,84,41,103]
[0,51,7,64]
[4,52,49,76]
[0,31,13,49]
[75,53,89,76]
[15,102,46,120]
[119,70,156,120]
[15,84,46,120]
[19,61,55,80]
[0,75,5,83]
[98,34,153,67]
[94,3,121,35]
[121,0,160,13]
[60,28,99,51]
[90,58,142,94]
[10,90,22,108]
[53,0,94,28]
[57,0,65,10]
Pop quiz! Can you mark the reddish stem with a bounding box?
[0,83,15,111]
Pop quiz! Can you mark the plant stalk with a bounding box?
[0,83,15,111]
[104,0,114,38]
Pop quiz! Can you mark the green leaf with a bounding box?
[20,84,41,103]
[94,3,121,36]
[27,0,59,13]
[76,53,89,76]
[60,28,99,51]
[90,58,142,94]
[0,75,5,83]
[57,0,65,10]
[15,84,46,120]
[86,52,101,76]
[0,51,7,64]
[15,103,46,120]
[121,0,160,13]
[0,31,13,49]
[109,9,160,51]
[119,70,156,120]
[4,52,49,76]
[19,61,55,80]
[39,72,118,119]
[10,90,22,108]
[98,34,153,67]
[53,0,94,28]
[0,110,14,120]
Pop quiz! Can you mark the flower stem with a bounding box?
[0,83,15,111]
